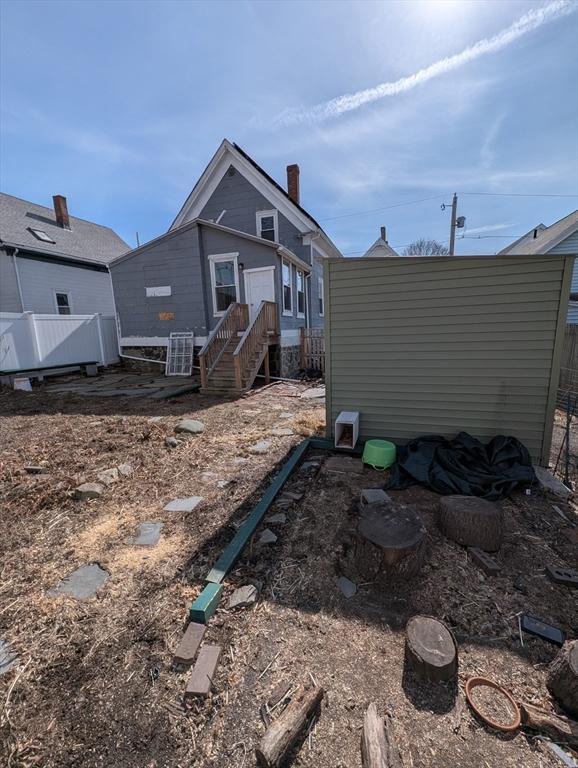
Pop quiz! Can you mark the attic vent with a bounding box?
[227,166,236,177]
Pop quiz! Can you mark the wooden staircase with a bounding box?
[199,301,279,395]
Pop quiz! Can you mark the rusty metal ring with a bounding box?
[465,676,521,733]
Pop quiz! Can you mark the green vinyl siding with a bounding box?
[325,255,574,465]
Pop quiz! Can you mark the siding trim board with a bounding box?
[325,255,574,466]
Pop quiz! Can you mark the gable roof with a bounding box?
[499,210,578,255]
[169,139,342,258]
[110,217,311,272]
[363,236,399,258]
[0,192,129,266]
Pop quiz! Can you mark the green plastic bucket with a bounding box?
[362,439,396,470]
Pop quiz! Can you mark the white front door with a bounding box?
[244,267,275,323]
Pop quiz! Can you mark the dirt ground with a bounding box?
[0,377,577,768]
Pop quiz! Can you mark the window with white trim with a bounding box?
[209,254,239,315]
[296,269,305,317]
[256,210,278,242]
[282,259,292,315]
[318,276,324,317]
[55,291,71,315]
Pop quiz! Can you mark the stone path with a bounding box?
[50,564,109,600]
[127,522,163,547]
[163,496,203,513]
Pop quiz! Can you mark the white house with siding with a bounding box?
[0,193,128,316]
[499,210,578,323]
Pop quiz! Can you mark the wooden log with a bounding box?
[361,701,402,768]
[547,640,578,717]
[519,701,578,749]
[439,496,504,552]
[405,616,458,682]
[353,502,427,583]
[255,684,324,768]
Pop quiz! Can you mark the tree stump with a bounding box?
[353,503,427,583]
[439,496,503,552]
[547,641,578,717]
[405,616,458,682]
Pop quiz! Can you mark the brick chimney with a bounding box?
[286,164,300,205]
[380,226,387,242]
[53,195,70,229]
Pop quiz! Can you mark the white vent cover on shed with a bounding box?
[166,332,194,376]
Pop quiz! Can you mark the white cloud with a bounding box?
[272,0,576,127]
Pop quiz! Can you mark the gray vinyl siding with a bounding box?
[0,248,22,312]
[548,231,578,296]
[111,225,206,339]
[325,255,574,465]
[198,166,311,265]
[201,225,279,330]
[16,256,114,315]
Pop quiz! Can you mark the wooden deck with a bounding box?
[45,370,199,399]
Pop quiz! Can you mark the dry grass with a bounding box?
[290,407,325,437]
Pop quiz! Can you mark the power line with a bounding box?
[461,191,578,198]
[318,194,445,223]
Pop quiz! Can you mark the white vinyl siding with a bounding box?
[325,255,573,465]
[15,257,115,315]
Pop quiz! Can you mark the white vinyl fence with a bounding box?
[0,312,119,372]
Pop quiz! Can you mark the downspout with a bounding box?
[11,247,25,311]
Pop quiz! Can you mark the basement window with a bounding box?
[282,259,293,316]
[55,291,71,315]
[256,210,278,242]
[296,269,305,317]
[28,227,55,243]
[209,253,239,316]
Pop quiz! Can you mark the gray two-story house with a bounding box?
[110,140,342,391]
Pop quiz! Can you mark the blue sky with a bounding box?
[1,0,577,255]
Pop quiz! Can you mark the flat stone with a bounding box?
[175,419,205,435]
[173,622,206,666]
[249,440,270,455]
[265,512,287,524]
[24,465,48,474]
[50,564,109,600]
[185,645,221,698]
[148,416,163,423]
[97,468,119,485]
[227,584,258,610]
[73,482,104,500]
[361,488,391,505]
[279,412,294,419]
[271,427,294,437]
[336,576,357,599]
[117,463,134,476]
[163,496,203,513]
[259,528,278,545]
[0,639,18,676]
[325,456,363,475]
[233,457,249,465]
[217,480,230,488]
[165,436,178,449]
[127,521,163,547]
[200,471,217,483]
[300,386,325,399]
[534,466,572,499]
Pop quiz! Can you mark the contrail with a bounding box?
[273,0,575,127]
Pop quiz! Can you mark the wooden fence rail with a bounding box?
[299,327,325,372]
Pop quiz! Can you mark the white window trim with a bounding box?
[54,290,72,315]
[208,252,239,317]
[318,276,324,317]
[282,258,293,317]
[256,209,279,243]
[296,268,305,318]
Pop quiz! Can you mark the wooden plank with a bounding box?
[173,622,206,665]
[189,582,223,623]
[206,439,311,584]
[184,645,221,698]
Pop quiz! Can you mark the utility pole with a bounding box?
[449,193,458,256]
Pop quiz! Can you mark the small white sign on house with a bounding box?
[145,286,172,297]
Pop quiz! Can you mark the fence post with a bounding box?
[95,314,105,365]
[25,312,41,368]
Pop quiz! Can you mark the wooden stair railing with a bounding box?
[233,301,279,391]
[198,302,249,389]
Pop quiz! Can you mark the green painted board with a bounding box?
[206,439,311,584]
[189,582,223,623]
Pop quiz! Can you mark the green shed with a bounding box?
[324,254,575,465]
